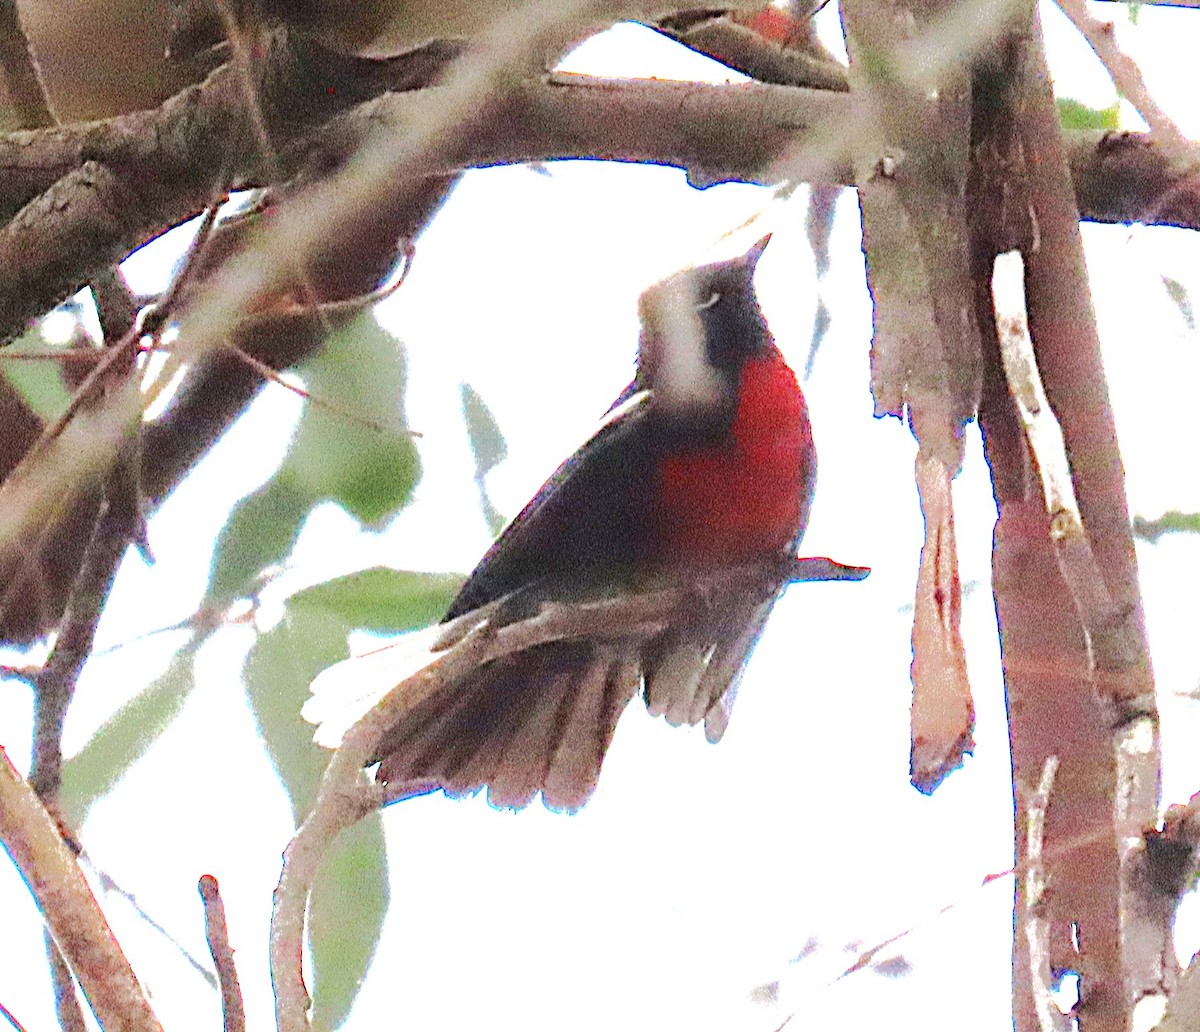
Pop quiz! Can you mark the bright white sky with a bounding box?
[3,5,1200,1032]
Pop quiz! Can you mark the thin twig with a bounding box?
[199,875,247,1032]
[220,336,421,438]
[0,348,111,363]
[29,464,142,800]
[1054,0,1187,147]
[91,865,218,989]
[0,747,162,1032]
[215,1,336,340]
[212,243,422,438]
[140,179,232,338]
[0,999,28,1032]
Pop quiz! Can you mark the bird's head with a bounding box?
[636,234,773,419]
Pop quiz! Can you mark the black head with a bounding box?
[692,234,773,370]
[635,234,773,418]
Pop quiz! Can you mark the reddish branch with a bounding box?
[199,875,246,1032]
[0,749,161,1032]
[974,10,1163,1030]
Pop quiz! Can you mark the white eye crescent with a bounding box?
[696,292,721,311]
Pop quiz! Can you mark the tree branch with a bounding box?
[0,748,161,1032]
[1055,0,1187,146]
[0,0,56,129]
[199,875,246,1032]
[274,556,858,1029]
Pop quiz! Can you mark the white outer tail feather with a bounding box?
[302,624,448,748]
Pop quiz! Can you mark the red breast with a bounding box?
[652,351,816,563]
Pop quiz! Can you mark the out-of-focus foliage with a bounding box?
[60,642,202,827]
[1133,510,1200,540]
[1056,96,1121,130]
[1,325,75,419]
[1162,274,1195,331]
[461,381,508,536]
[207,315,420,607]
[294,567,463,632]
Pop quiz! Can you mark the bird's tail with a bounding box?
[376,643,641,812]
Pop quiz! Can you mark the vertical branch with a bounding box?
[841,0,987,791]
[974,6,1164,1029]
[28,453,140,800]
[44,937,86,1032]
[1018,7,1165,1022]
[199,876,246,1032]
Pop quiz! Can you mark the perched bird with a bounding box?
[305,234,817,811]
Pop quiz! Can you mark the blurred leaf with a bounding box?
[460,381,508,536]
[1133,510,1200,541]
[1162,275,1195,331]
[290,567,462,632]
[60,640,201,826]
[873,955,914,978]
[289,315,420,526]
[204,315,420,606]
[243,601,387,1027]
[802,184,840,379]
[1056,97,1120,131]
[460,382,507,475]
[1127,1,1141,25]
[243,605,348,815]
[309,817,389,1032]
[207,475,314,606]
[1,326,74,419]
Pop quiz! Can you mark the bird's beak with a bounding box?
[743,233,773,269]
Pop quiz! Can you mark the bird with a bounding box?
[304,233,817,812]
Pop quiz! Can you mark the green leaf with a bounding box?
[461,381,508,536]
[1162,275,1195,331]
[243,600,390,1027]
[243,605,349,815]
[204,315,421,607]
[60,640,200,826]
[207,474,314,606]
[1,325,74,419]
[288,315,420,526]
[308,817,389,1032]
[1133,511,1200,541]
[290,567,462,633]
[460,382,507,475]
[1056,97,1120,131]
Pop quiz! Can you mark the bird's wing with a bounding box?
[445,386,654,619]
[641,578,787,741]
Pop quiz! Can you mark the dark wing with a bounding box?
[445,384,654,620]
[370,387,656,811]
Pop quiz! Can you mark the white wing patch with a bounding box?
[301,623,449,748]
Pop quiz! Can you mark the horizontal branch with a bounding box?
[0,57,1195,345]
